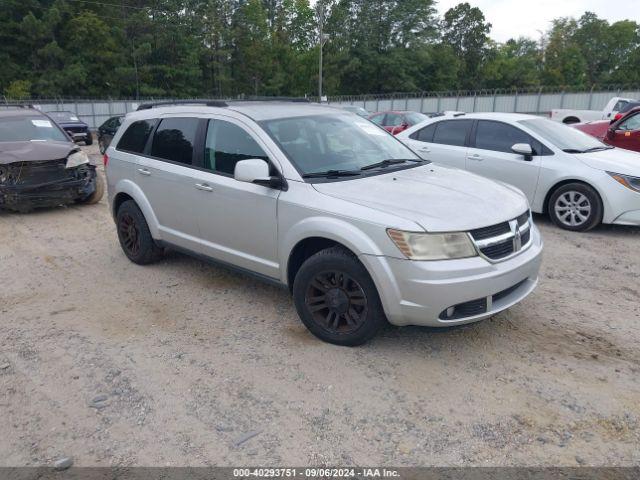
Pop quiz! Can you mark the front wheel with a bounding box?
[77,172,104,205]
[292,246,387,346]
[548,183,603,231]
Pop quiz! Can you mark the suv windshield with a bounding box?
[262,114,422,176]
[48,111,80,122]
[0,116,69,142]
[519,118,608,152]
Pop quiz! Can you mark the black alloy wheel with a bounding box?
[305,271,368,334]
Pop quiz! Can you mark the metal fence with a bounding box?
[4,85,640,128]
[327,85,640,115]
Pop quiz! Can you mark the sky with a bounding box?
[436,0,640,43]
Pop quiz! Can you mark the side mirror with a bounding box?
[234,159,286,190]
[511,143,533,161]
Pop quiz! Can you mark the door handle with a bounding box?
[195,183,214,192]
[418,147,431,153]
[468,154,483,161]
[137,168,151,176]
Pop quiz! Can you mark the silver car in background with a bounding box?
[106,101,542,345]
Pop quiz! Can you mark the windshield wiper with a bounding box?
[563,146,614,154]
[360,158,420,171]
[302,169,362,179]
[583,146,614,153]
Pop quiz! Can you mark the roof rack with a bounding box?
[137,100,228,111]
[136,97,311,111]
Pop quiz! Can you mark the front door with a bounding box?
[608,112,640,152]
[191,117,280,279]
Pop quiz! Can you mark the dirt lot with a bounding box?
[1,144,639,467]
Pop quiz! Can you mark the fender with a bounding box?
[534,175,612,222]
[113,179,162,239]
[280,215,386,284]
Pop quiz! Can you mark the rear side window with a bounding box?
[205,120,268,175]
[432,120,473,147]
[474,121,535,154]
[410,123,437,142]
[117,119,157,153]
[150,117,199,165]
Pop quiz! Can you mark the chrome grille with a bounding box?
[470,211,532,262]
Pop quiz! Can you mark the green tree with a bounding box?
[441,2,491,89]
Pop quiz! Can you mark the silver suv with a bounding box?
[106,100,543,345]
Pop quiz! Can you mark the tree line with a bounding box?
[1,0,639,100]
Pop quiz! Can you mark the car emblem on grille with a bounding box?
[510,220,522,252]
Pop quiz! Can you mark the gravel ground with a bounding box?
[1,143,639,467]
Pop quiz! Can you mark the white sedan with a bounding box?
[397,113,640,231]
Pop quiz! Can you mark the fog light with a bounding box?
[446,306,455,318]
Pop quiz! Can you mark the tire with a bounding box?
[292,246,387,346]
[85,132,93,145]
[548,182,603,232]
[98,138,106,154]
[116,200,163,264]
[563,117,580,125]
[77,172,105,205]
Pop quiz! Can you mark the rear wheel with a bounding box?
[548,183,603,231]
[116,200,163,264]
[292,246,386,346]
[85,132,93,145]
[98,137,107,154]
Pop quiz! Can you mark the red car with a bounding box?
[573,106,640,153]
[368,110,428,135]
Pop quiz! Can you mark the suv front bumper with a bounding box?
[360,224,543,327]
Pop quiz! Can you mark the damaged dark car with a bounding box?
[0,107,104,212]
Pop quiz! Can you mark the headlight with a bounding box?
[66,150,89,169]
[387,229,477,261]
[608,172,640,193]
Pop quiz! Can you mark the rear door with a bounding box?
[609,112,640,152]
[466,120,543,202]
[414,119,472,169]
[134,116,205,250]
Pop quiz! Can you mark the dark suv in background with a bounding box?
[47,110,93,145]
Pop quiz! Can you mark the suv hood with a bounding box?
[0,141,76,164]
[579,148,640,176]
[313,164,529,232]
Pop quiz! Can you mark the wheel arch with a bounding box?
[111,179,160,238]
[282,217,386,290]
[543,178,606,218]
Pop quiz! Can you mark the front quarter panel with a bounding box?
[277,182,421,285]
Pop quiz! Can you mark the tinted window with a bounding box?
[205,120,268,175]
[150,117,199,165]
[410,123,437,142]
[432,120,472,147]
[619,113,640,131]
[475,121,534,154]
[116,119,157,153]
